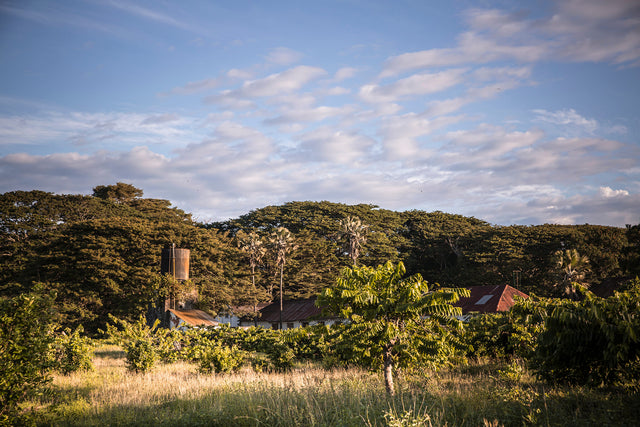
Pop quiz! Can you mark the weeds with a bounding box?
[26,344,640,426]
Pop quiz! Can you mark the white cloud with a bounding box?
[165,78,220,95]
[297,128,375,164]
[380,32,546,77]
[334,67,358,81]
[472,66,532,81]
[599,186,629,198]
[265,104,354,126]
[241,65,326,97]
[380,1,640,77]
[360,69,466,103]
[101,0,204,34]
[1,123,639,226]
[326,86,350,96]
[205,65,327,108]
[265,47,304,65]
[0,111,198,148]
[379,113,463,159]
[227,68,253,80]
[140,114,180,125]
[533,108,598,132]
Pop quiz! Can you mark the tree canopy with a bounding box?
[1,189,636,333]
[318,261,468,395]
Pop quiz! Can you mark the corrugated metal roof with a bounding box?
[168,309,219,327]
[454,285,528,314]
[258,298,324,323]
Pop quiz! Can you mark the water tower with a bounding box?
[161,245,190,281]
[148,244,193,327]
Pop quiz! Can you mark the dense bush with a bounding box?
[463,296,546,361]
[532,278,640,386]
[53,325,94,375]
[0,288,58,424]
[197,344,244,374]
[125,339,157,373]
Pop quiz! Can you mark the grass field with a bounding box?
[24,345,640,426]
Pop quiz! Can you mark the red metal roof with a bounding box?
[258,298,324,323]
[168,309,219,327]
[454,285,528,314]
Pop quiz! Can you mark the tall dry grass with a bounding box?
[30,345,640,426]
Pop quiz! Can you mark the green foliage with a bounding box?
[338,216,368,266]
[532,278,640,386]
[102,313,160,345]
[281,326,325,361]
[264,338,296,372]
[0,287,57,423]
[92,182,143,202]
[384,409,433,427]
[464,313,511,360]
[464,296,546,361]
[625,223,640,275]
[495,360,524,383]
[2,189,633,337]
[154,328,185,363]
[125,339,157,373]
[0,188,238,332]
[52,325,94,375]
[318,261,468,395]
[197,344,244,374]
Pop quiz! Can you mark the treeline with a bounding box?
[1,183,638,332]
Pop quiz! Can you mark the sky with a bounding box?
[1,0,639,226]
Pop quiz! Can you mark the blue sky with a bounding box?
[1,0,639,226]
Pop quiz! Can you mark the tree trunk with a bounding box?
[252,264,257,327]
[279,262,284,330]
[383,344,395,396]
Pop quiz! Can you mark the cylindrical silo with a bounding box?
[160,246,190,280]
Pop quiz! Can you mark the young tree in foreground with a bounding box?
[317,261,469,396]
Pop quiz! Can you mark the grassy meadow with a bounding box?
[24,344,640,427]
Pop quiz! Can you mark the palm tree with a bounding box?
[554,248,590,299]
[269,227,297,329]
[237,230,266,325]
[338,216,368,266]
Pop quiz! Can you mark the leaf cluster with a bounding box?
[0,287,58,423]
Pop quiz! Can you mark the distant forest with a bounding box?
[2,183,639,333]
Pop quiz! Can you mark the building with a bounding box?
[168,308,219,330]
[216,298,338,329]
[214,302,271,327]
[454,284,528,321]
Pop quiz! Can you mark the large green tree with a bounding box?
[318,261,468,396]
[0,187,239,332]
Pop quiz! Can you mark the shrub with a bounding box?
[125,339,157,373]
[53,325,94,375]
[265,338,296,372]
[0,287,58,423]
[197,344,244,374]
[532,279,640,386]
[464,296,546,362]
[155,329,185,363]
[247,352,270,373]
